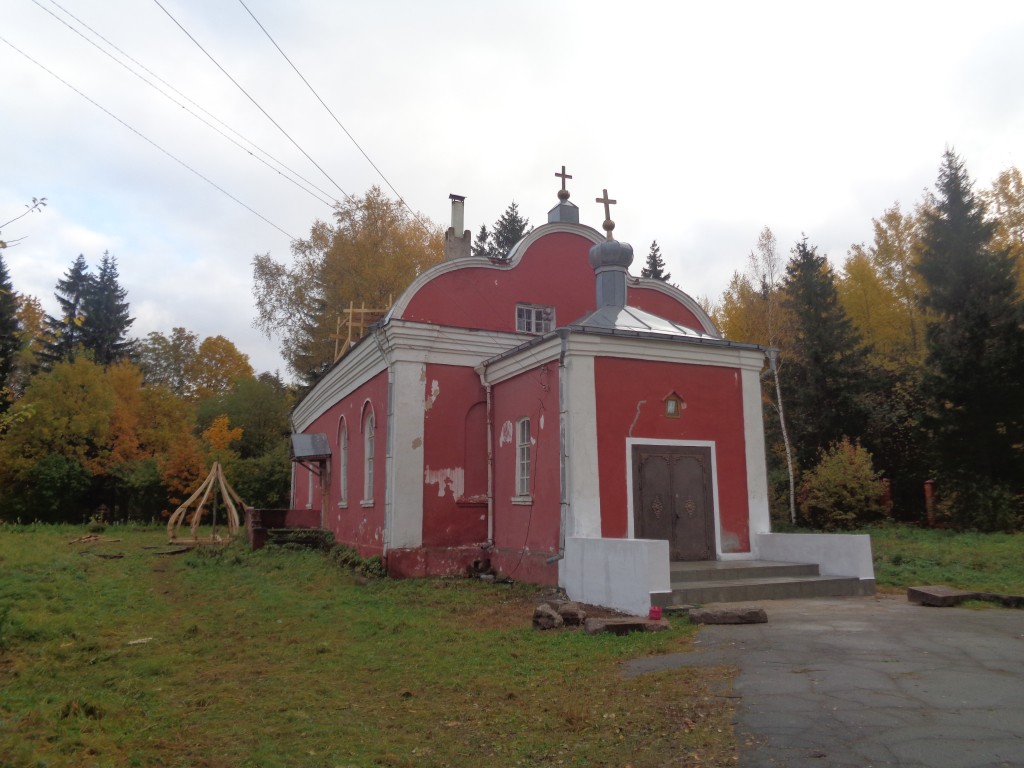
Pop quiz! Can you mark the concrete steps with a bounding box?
[651,560,867,607]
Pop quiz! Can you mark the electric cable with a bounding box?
[152,0,355,205]
[0,34,295,240]
[236,0,433,235]
[38,0,336,208]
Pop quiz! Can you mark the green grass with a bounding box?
[0,525,735,768]
[864,524,1024,594]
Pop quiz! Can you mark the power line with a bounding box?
[152,0,355,206]
[32,0,336,209]
[0,33,296,241]
[236,0,434,234]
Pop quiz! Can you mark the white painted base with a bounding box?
[560,537,671,616]
[756,532,875,581]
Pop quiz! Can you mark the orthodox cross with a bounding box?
[596,188,616,240]
[555,165,572,201]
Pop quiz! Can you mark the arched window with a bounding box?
[337,417,348,507]
[362,408,375,504]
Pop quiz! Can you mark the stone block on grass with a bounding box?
[688,606,767,625]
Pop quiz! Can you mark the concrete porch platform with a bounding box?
[652,559,873,607]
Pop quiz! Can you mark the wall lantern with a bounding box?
[663,390,686,419]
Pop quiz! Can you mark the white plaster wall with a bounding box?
[755,533,876,580]
[560,537,671,616]
[387,360,426,549]
[564,352,601,538]
[742,368,772,538]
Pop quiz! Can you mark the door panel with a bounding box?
[632,445,714,561]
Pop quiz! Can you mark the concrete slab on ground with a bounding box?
[623,595,1024,767]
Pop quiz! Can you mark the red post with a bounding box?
[924,480,935,527]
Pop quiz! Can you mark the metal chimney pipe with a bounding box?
[449,194,465,237]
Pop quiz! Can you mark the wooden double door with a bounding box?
[632,445,715,561]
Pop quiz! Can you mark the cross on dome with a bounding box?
[596,189,617,240]
[555,165,572,201]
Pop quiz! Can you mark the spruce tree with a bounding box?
[471,224,491,258]
[40,254,91,366]
[476,202,531,260]
[780,239,874,469]
[80,251,135,366]
[0,253,20,409]
[640,240,672,282]
[916,150,1024,525]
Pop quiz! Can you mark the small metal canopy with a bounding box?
[290,433,331,476]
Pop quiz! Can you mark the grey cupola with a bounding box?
[588,189,633,308]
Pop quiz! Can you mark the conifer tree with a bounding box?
[916,151,1024,525]
[80,251,135,366]
[780,239,874,469]
[640,240,672,282]
[471,224,491,258]
[473,202,531,260]
[0,253,20,410]
[40,254,91,366]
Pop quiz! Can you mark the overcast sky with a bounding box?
[4,1,1023,376]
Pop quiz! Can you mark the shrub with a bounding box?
[359,556,387,579]
[798,438,885,531]
[934,480,1023,532]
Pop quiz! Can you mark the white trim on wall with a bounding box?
[388,360,427,549]
[564,353,601,538]
[741,367,772,538]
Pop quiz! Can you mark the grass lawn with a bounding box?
[0,525,736,768]
[864,524,1024,594]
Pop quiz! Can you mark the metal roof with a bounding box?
[290,433,331,461]
[569,305,715,339]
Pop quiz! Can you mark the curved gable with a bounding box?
[391,224,604,334]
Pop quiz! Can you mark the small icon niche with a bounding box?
[663,391,686,419]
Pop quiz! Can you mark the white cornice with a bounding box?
[480,328,766,384]
[293,321,527,430]
[480,335,563,385]
[292,337,386,432]
[382,320,522,365]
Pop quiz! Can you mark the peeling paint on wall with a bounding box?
[425,379,441,411]
[411,437,422,449]
[424,466,466,499]
[628,399,647,437]
[540,414,545,430]
[499,420,514,447]
[720,530,741,553]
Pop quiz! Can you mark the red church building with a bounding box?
[288,175,874,613]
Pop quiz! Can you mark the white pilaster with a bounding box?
[387,360,426,548]
[742,367,771,536]
[564,349,601,538]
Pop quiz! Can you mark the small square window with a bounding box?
[516,304,554,334]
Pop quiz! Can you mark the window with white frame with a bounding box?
[305,466,313,509]
[516,304,554,334]
[362,410,375,504]
[338,418,348,507]
[515,417,531,499]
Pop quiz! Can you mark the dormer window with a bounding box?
[516,304,554,334]
[663,390,686,419]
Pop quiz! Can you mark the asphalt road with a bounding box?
[624,596,1024,767]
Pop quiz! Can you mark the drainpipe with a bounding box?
[476,367,495,548]
[288,417,297,511]
[546,328,571,565]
